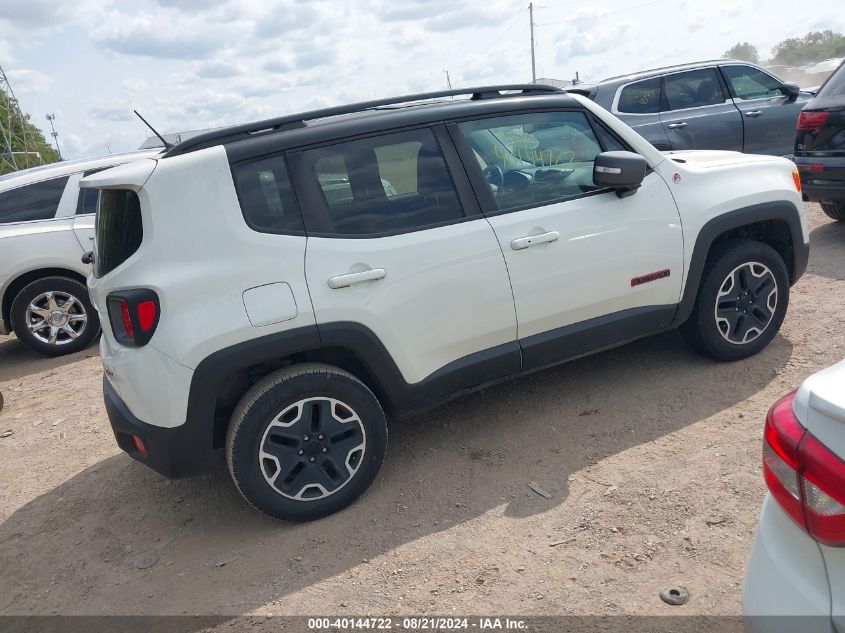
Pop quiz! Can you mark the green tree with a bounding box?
[723,42,760,64]
[0,89,60,175]
[771,30,845,65]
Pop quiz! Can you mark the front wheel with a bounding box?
[10,276,101,357]
[226,363,388,521]
[680,240,789,361]
[820,202,845,222]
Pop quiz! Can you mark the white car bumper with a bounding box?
[743,495,835,633]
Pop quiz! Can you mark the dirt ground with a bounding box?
[0,203,843,619]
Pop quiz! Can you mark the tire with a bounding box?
[680,240,789,362]
[226,363,388,522]
[820,202,845,222]
[10,276,101,357]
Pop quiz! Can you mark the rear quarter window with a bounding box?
[231,156,303,234]
[617,77,661,114]
[0,176,69,224]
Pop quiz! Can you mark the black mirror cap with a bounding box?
[593,151,647,198]
[781,82,801,100]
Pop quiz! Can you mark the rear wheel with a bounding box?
[226,363,387,522]
[820,202,845,222]
[680,240,789,361]
[10,277,100,357]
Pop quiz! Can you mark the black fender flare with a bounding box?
[672,201,808,326]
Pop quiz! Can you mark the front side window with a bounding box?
[301,128,463,236]
[232,155,303,233]
[457,111,605,213]
[722,65,782,100]
[0,176,68,224]
[664,69,726,110]
[617,77,661,114]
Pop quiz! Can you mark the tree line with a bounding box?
[723,30,845,66]
[1,89,61,175]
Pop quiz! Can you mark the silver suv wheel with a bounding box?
[259,397,366,501]
[26,290,89,346]
[714,261,777,345]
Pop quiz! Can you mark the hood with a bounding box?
[662,149,785,169]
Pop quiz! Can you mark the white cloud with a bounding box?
[4,68,53,95]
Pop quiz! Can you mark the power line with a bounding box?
[535,0,665,27]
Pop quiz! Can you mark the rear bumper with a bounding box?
[742,496,834,632]
[104,376,212,478]
[795,155,845,203]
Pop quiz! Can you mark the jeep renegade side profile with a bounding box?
[83,85,809,521]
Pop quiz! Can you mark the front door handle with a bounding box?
[667,122,688,129]
[745,110,763,117]
[510,231,560,251]
[327,268,386,289]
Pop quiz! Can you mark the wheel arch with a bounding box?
[2,267,88,330]
[186,324,408,451]
[674,201,808,327]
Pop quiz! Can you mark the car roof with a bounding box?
[164,85,578,161]
[600,59,751,84]
[0,149,161,191]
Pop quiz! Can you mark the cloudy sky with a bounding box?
[1,0,842,159]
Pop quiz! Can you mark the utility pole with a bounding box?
[45,114,61,159]
[529,3,536,83]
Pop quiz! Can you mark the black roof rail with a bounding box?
[163,84,563,157]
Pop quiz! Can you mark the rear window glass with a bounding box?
[617,77,661,114]
[94,190,142,278]
[231,156,303,234]
[0,176,68,224]
[818,61,845,98]
[301,127,464,236]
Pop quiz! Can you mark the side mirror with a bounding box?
[81,251,94,265]
[593,151,647,198]
[780,82,800,101]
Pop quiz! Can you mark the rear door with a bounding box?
[659,67,743,151]
[720,63,808,155]
[295,125,518,398]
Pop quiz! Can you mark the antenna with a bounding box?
[133,110,172,150]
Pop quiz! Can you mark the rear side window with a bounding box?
[818,61,845,98]
[231,156,303,234]
[722,65,782,100]
[664,69,726,110]
[617,77,661,114]
[0,176,68,224]
[94,190,142,278]
[301,128,464,236]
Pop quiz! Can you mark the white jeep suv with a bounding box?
[0,151,157,356]
[82,85,810,521]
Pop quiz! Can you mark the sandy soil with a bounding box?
[0,203,843,619]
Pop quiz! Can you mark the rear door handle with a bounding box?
[745,110,763,117]
[510,231,559,251]
[327,268,386,289]
[667,122,688,129]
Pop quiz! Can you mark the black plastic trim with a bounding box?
[104,376,209,478]
[520,305,676,370]
[671,201,808,327]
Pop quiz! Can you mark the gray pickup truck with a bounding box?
[568,60,812,156]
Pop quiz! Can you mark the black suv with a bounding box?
[795,60,845,221]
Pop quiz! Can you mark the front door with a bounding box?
[295,125,518,398]
[720,63,809,155]
[451,110,684,369]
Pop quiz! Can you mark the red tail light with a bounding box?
[763,391,845,546]
[106,289,160,347]
[796,111,829,131]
